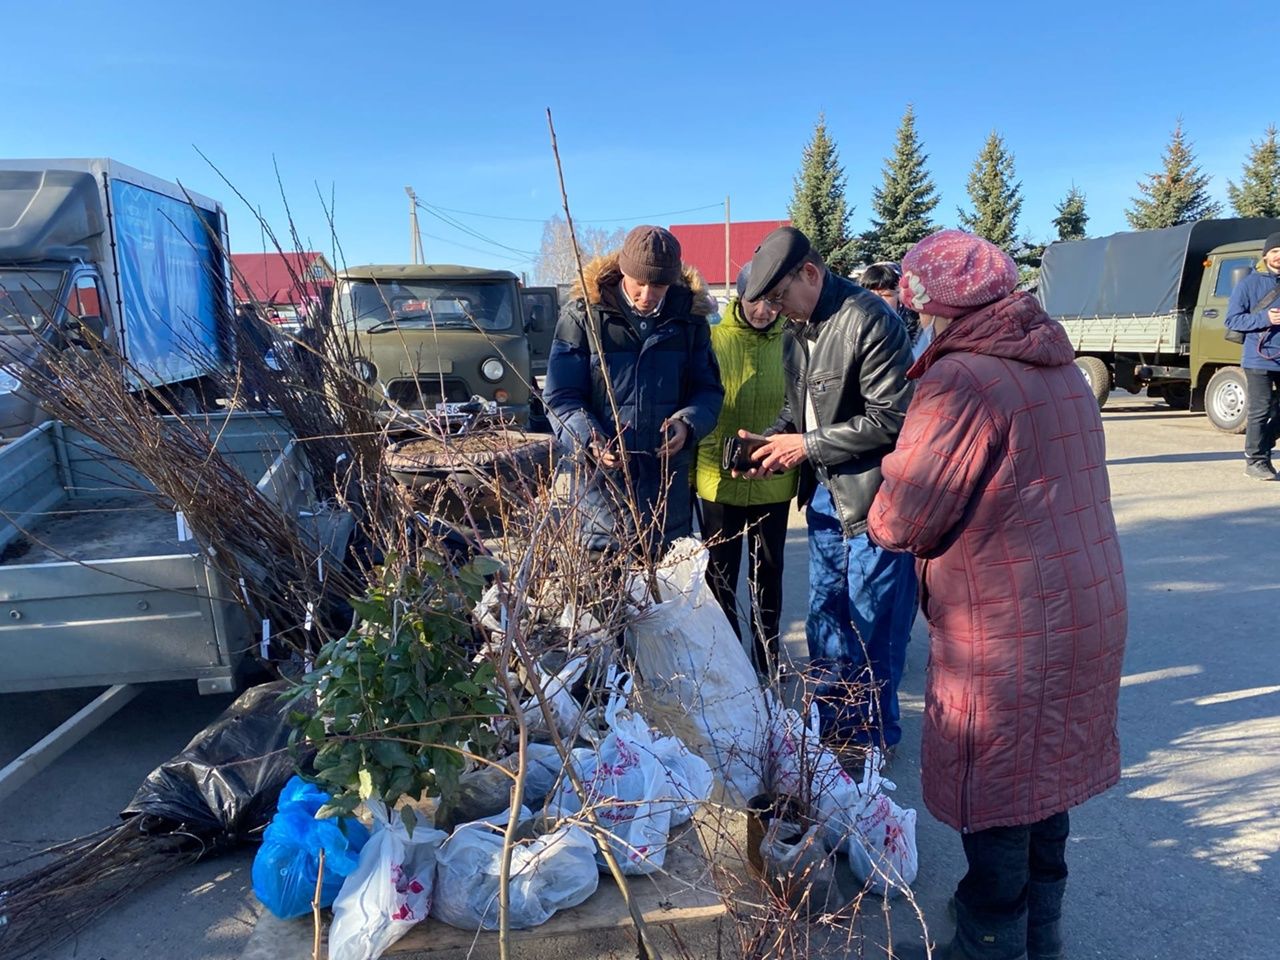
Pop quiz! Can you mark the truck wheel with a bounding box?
[1162,382,1191,410]
[1074,356,1111,409]
[1204,366,1248,434]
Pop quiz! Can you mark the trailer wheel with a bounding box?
[1074,356,1111,409]
[1204,366,1248,434]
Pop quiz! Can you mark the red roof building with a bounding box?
[668,219,789,292]
[231,251,334,318]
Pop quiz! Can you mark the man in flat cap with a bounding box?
[743,226,915,755]
[544,225,723,556]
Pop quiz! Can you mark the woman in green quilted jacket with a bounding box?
[696,264,797,675]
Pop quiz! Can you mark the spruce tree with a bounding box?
[1227,124,1280,218]
[789,115,857,273]
[860,105,939,263]
[957,131,1022,250]
[1126,120,1222,229]
[1052,186,1089,242]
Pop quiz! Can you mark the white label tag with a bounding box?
[260,619,271,659]
[175,511,191,541]
[304,601,314,632]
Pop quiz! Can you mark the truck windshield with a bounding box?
[0,269,66,334]
[340,279,517,332]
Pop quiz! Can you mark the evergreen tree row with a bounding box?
[788,110,1280,274]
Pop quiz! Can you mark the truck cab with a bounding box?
[0,264,112,438]
[1189,241,1260,432]
[333,264,532,428]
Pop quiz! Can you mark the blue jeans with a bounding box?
[806,483,917,747]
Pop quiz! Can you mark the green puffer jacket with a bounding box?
[695,300,798,506]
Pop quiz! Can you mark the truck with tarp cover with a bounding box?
[1037,217,1280,432]
[0,158,232,439]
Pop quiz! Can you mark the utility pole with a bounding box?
[405,186,424,264]
[724,195,731,301]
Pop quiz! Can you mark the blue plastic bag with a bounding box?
[252,776,370,919]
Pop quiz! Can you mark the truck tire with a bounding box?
[1162,382,1191,410]
[1074,356,1111,409]
[1204,366,1248,434]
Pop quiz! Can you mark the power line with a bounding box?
[418,230,532,266]
[427,200,724,224]
[416,200,539,257]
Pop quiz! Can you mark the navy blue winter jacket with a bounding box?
[543,253,723,552]
[1225,263,1280,371]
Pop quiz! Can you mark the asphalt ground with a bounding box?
[1,394,1276,958]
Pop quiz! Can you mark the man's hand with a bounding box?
[751,432,807,474]
[1268,307,1280,326]
[589,438,623,470]
[657,418,689,457]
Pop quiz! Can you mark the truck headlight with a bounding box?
[480,358,505,382]
[0,367,20,394]
[352,358,377,383]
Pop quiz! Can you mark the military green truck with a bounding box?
[1038,217,1280,432]
[332,264,535,428]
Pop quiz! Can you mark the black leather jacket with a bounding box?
[768,272,914,537]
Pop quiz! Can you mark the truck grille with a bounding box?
[385,377,470,409]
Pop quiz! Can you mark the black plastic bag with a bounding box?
[121,680,311,846]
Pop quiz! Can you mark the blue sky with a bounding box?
[3,0,1266,274]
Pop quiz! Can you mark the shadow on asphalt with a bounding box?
[1080,503,1280,957]
[1107,450,1241,466]
[1101,411,1191,422]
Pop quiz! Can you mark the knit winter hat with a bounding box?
[618,225,682,286]
[900,229,1019,319]
[1264,231,1280,256]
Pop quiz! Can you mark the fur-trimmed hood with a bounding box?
[568,252,716,317]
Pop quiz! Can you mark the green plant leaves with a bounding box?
[285,557,504,813]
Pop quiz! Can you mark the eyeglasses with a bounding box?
[763,270,800,307]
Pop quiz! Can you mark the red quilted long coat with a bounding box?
[868,292,1127,832]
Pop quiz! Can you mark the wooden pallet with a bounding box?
[241,823,727,960]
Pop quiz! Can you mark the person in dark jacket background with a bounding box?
[742,226,916,753]
[860,262,923,347]
[543,225,723,555]
[871,230,1126,960]
[695,264,797,676]
[1224,231,1280,480]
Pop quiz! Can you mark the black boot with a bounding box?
[1026,879,1065,959]
[892,899,1028,959]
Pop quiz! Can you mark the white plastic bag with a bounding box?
[521,654,589,741]
[431,808,599,930]
[648,727,715,827]
[846,792,918,897]
[759,819,842,915]
[627,539,766,805]
[764,695,867,850]
[548,704,692,875]
[328,804,448,960]
[440,743,568,831]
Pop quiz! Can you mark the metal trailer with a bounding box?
[0,411,352,801]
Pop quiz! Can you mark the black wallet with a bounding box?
[722,434,765,472]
